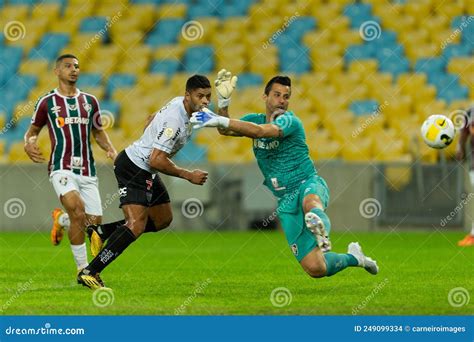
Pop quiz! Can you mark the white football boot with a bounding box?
[347,242,379,275]
[304,212,332,252]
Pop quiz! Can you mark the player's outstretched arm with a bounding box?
[24,124,46,163]
[191,109,281,138]
[149,148,208,185]
[92,128,118,161]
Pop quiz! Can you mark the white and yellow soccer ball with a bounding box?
[420,114,456,149]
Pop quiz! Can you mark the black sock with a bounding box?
[96,220,125,240]
[86,225,136,274]
[144,218,157,233]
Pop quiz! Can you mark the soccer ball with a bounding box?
[420,114,455,149]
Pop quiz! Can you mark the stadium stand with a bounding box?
[0,0,472,165]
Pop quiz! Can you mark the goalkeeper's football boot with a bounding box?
[304,212,332,252]
[86,224,104,257]
[347,242,379,275]
[51,208,65,246]
[458,234,474,246]
[77,269,104,289]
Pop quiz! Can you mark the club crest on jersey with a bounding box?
[83,102,92,113]
[51,105,61,115]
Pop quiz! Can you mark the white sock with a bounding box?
[70,243,88,270]
[470,223,474,236]
[58,213,70,228]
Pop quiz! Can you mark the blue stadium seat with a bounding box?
[428,73,459,89]
[451,15,470,29]
[280,51,311,74]
[29,33,69,61]
[236,73,263,89]
[285,17,317,42]
[99,101,120,119]
[375,44,404,62]
[345,44,375,63]
[0,47,23,74]
[378,58,409,77]
[343,3,372,19]
[106,74,136,97]
[350,15,380,30]
[146,19,185,47]
[130,0,161,4]
[216,3,247,18]
[414,57,446,74]
[80,17,108,34]
[442,44,472,59]
[437,85,469,104]
[350,100,379,116]
[7,0,35,4]
[373,30,398,48]
[187,4,215,18]
[150,59,181,77]
[77,73,103,88]
[183,46,214,73]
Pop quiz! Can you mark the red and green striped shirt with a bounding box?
[31,88,102,176]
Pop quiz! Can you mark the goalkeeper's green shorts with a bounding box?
[277,175,330,262]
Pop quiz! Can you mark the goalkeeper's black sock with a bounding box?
[144,218,157,233]
[86,225,136,274]
[95,220,126,240]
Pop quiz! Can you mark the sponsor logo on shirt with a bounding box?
[253,139,280,150]
[55,117,90,128]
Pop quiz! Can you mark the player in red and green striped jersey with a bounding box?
[24,54,117,282]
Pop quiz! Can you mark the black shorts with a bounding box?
[114,150,170,208]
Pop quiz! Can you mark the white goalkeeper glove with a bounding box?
[215,69,238,109]
[190,107,230,129]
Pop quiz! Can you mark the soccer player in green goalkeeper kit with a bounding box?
[191,70,379,278]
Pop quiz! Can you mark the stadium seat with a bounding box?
[106,74,137,98]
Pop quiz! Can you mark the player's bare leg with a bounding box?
[78,204,148,289]
[147,203,173,232]
[60,191,88,271]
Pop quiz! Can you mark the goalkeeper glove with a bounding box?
[190,108,230,129]
[215,69,238,108]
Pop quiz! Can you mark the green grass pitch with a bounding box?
[0,230,472,315]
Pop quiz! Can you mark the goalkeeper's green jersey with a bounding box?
[240,111,317,198]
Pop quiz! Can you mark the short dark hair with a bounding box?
[264,76,291,95]
[56,54,78,65]
[186,74,211,92]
